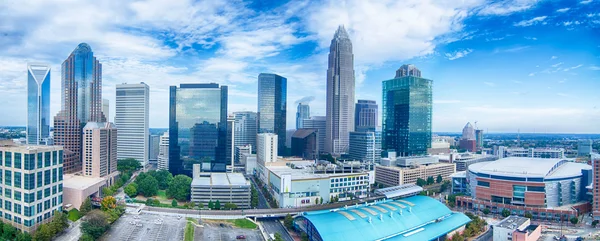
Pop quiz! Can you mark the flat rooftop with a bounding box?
[267,165,368,180]
[0,144,62,153]
[191,172,249,186]
[495,215,528,229]
[468,157,591,179]
[63,174,107,190]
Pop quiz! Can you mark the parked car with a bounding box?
[236,235,246,239]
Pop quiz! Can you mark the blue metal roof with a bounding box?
[298,196,471,241]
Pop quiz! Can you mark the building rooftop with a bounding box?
[0,143,63,153]
[495,215,529,229]
[297,196,470,241]
[63,174,107,190]
[191,172,249,186]
[450,171,466,178]
[267,165,368,180]
[292,129,317,139]
[468,157,591,179]
[374,184,423,199]
[378,162,455,171]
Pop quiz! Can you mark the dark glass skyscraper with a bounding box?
[27,63,51,145]
[169,83,228,175]
[326,25,355,155]
[355,100,378,132]
[382,64,432,157]
[257,73,287,154]
[54,43,104,173]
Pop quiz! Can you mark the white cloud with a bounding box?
[556,8,570,13]
[445,49,473,60]
[514,16,547,27]
[484,82,496,87]
[528,72,536,76]
[590,65,600,70]
[477,0,540,16]
[434,100,462,104]
[563,64,584,71]
[562,21,581,26]
[513,80,523,84]
[557,93,570,97]
[550,56,558,60]
[580,0,593,4]
[524,36,537,40]
[551,62,563,68]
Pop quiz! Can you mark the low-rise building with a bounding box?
[427,139,451,155]
[436,152,498,171]
[497,147,565,159]
[0,143,64,233]
[493,216,541,241]
[63,174,107,210]
[374,163,456,187]
[190,164,250,209]
[264,163,370,208]
[243,153,257,175]
[450,171,468,194]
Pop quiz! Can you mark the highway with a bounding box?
[260,219,294,241]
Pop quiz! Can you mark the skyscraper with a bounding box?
[296,103,310,129]
[326,25,355,155]
[26,63,51,145]
[115,83,149,166]
[257,73,287,154]
[349,131,381,168]
[233,111,258,151]
[169,83,228,175]
[157,131,169,170]
[102,99,110,122]
[82,122,117,179]
[475,129,484,150]
[382,64,432,157]
[395,64,422,78]
[53,43,104,174]
[304,116,326,155]
[355,100,378,132]
[459,122,476,152]
[149,134,160,165]
[257,133,277,183]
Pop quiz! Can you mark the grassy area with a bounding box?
[67,209,82,221]
[156,190,168,200]
[228,219,257,229]
[184,222,195,241]
[186,217,199,225]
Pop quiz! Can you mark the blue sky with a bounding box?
[0,0,599,133]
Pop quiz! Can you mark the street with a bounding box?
[54,219,83,241]
[248,175,270,209]
[260,219,294,241]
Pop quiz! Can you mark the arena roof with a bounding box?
[374,184,423,199]
[468,157,591,179]
[296,196,471,241]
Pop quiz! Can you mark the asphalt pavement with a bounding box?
[260,219,294,241]
[248,176,270,209]
[54,219,83,241]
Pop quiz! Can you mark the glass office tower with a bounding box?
[382,65,432,157]
[27,63,51,145]
[354,100,378,132]
[257,73,287,154]
[169,83,228,176]
[296,103,310,129]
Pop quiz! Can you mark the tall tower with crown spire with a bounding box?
[325,25,355,155]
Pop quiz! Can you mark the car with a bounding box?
[236,235,246,239]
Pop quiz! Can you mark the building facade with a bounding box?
[475,129,484,150]
[257,73,287,153]
[304,116,326,155]
[82,122,117,178]
[148,134,160,166]
[235,145,252,164]
[374,163,456,187]
[157,132,169,170]
[257,133,277,183]
[53,43,105,174]
[348,131,381,167]
[578,139,592,157]
[296,103,310,129]
[233,111,257,153]
[169,83,228,175]
[0,144,64,233]
[493,216,541,241]
[190,165,250,209]
[354,100,377,132]
[382,64,432,157]
[115,83,149,166]
[497,147,565,159]
[291,129,318,160]
[102,99,109,122]
[326,26,355,155]
[592,154,600,220]
[26,63,51,145]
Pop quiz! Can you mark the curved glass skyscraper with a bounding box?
[257,73,287,154]
[326,25,355,155]
[27,63,51,145]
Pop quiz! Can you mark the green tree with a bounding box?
[172,199,178,207]
[198,202,204,209]
[501,209,511,217]
[50,211,69,234]
[124,183,138,197]
[524,212,533,219]
[101,196,117,211]
[224,203,237,210]
[284,214,293,229]
[482,208,490,215]
[79,234,95,241]
[215,200,221,210]
[208,200,214,209]
[117,158,141,173]
[102,187,115,197]
[301,232,308,241]
[436,174,443,184]
[440,180,450,192]
[120,173,131,184]
[149,170,174,190]
[137,175,159,197]
[570,217,578,225]
[32,224,52,241]
[274,233,284,241]
[416,178,427,187]
[166,175,192,201]
[3,223,17,240]
[592,220,598,227]
[426,176,435,185]
[146,198,155,206]
[80,210,110,239]
[251,186,259,208]
[80,197,93,215]
[15,232,32,241]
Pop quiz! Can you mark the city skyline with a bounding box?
[1,0,599,133]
